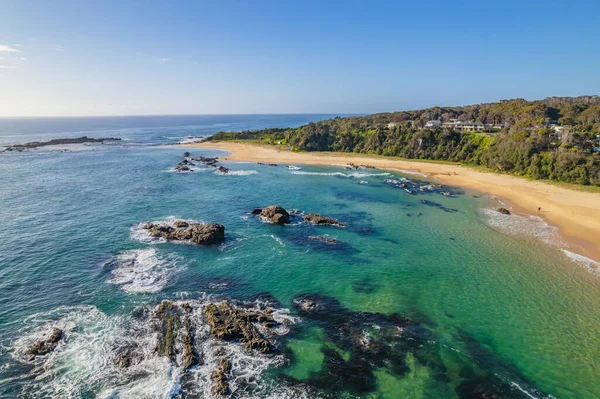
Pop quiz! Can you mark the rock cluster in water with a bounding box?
[3,136,121,152]
[204,301,276,352]
[252,205,344,227]
[343,162,377,170]
[142,220,225,245]
[173,152,226,173]
[497,207,511,215]
[303,213,345,226]
[109,298,287,396]
[24,327,63,360]
[255,205,291,225]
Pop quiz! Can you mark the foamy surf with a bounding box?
[11,298,298,399]
[290,170,390,178]
[562,250,600,275]
[481,208,563,247]
[387,168,428,177]
[130,217,205,244]
[215,169,259,176]
[105,248,185,293]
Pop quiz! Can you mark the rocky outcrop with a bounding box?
[191,155,219,166]
[211,351,232,396]
[153,301,200,370]
[203,302,275,353]
[303,213,344,226]
[173,153,222,172]
[497,207,511,215]
[5,136,120,151]
[142,221,225,245]
[257,206,291,225]
[217,166,230,174]
[25,327,63,360]
[172,220,189,228]
[344,163,360,170]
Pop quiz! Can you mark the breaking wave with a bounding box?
[10,298,299,398]
[105,248,185,293]
[290,171,390,178]
[387,168,428,177]
[481,208,563,247]
[562,250,600,275]
[215,170,259,176]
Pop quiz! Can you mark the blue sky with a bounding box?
[1,0,599,116]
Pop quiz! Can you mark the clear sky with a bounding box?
[1,0,599,117]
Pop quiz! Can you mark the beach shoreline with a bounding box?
[184,141,600,265]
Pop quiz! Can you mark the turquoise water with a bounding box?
[0,116,599,398]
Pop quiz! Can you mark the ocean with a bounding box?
[0,115,599,398]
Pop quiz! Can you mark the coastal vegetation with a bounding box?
[207,96,600,185]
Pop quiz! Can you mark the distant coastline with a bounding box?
[185,141,600,265]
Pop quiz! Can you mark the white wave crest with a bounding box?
[291,170,390,178]
[387,168,428,177]
[215,169,259,176]
[562,250,600,275]
[482,208,562,247]
[106,248,184,293]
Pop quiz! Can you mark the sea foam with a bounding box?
[482,208,562,247]
[562,250,600,275]
[11,299,298,399]
[290,170,390,178]
[215,169,259,176]
[106,248,184,293]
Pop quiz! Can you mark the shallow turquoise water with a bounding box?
[0,116,599,398]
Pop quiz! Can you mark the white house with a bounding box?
[425,120,442,128]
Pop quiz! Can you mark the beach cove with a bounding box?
[0,116,599,398]
[187,141,600,265]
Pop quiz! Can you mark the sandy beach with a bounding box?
[186,141,600,263]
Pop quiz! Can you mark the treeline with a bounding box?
[207,96,600,186]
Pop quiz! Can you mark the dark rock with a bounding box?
[259,205,290,225]
[217,166,230,174]
[308,236,337,245]
[153,301,200,370]
[173,220,189,228]
[25,327,63,359]
[211,353,231,396]
[191,156,219,166]
[303,213,344,226]
[250,208,262,215]
[344,163,360,170]
[5,136,120,151]
[174,165,191,172]
[143,221,225,245]
[183,152,190,157]
[497,207,511,215]
[114,346,139,369]
[203,302,276,352]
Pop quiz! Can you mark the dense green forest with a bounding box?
[207,96,600,185]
